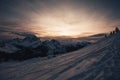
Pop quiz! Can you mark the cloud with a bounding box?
[0,0,120,38]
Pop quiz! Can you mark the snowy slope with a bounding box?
[0,32,120,80]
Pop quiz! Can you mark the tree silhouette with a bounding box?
[105,34,107,38]
[115,27,119,33]
[113,31,115,34]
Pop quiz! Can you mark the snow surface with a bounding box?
[0,32,120,80]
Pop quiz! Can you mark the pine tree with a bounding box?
[110,32,113,35]
[105,34,107,38]
[113,31,115,34]
[115,27,119,33]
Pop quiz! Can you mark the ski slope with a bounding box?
[0,32,120,80]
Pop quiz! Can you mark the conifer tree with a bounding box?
[115,27,119,33]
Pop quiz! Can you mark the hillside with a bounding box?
[0,32,120,80]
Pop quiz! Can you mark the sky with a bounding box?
[0,0,120,38]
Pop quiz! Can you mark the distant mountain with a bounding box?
[0,34,91,61]
[11,35,42,48]
[90,33,106,37]
[0,35,41,53]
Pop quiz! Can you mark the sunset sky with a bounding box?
[0,0,120,38]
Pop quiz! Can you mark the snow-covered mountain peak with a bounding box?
[23,35,39,42]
